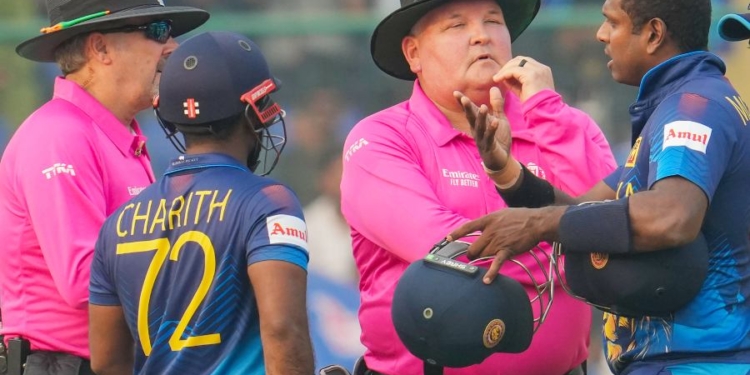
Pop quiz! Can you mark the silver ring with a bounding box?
[519,59,528,67]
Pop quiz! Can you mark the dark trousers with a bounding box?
[22,352,93,375]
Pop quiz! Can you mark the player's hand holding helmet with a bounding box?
[391,236,554,374]
[553,201,709,318]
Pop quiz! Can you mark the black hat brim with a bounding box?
[16,6,210,62]
[718,13,750,42]
[371,0,540,80]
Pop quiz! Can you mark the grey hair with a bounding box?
[53,33,90,76]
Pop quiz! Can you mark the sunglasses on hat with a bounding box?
[102,20,173,44]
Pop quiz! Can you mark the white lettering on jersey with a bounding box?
[41,163,76,179]
[663,121,712,154]
[442,168,479,188]
[267,214,309,251]
[344,138,369,161]
[441,168,480,180]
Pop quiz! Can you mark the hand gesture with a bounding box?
[447,206,565,283]
[493,56,555,103]
[453,87,511,172]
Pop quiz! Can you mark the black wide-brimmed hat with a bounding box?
[17,0,210,62]
[371,0,540,80]
[718,12,750,41]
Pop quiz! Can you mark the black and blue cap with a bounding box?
[718,12,750,41]
[156,31,282,127]
[559,233,708,318]
[392,241,534,373]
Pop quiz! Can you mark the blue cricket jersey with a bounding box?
[601,52,750,374]
[90,153,309,375]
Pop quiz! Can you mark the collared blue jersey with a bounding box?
[90,153,309,375]
[602,52,750,374]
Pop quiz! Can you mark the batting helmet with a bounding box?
[154,31,287,175]
[391,236,554,374]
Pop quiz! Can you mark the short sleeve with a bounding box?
[243,184,309,270]
[647,93,736,201]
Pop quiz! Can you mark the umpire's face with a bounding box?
[101,28,178,113]
[402,0,513,103]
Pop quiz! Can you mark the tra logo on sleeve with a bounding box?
[663,121,712,153]
[266,214,309,251]
[344,138,369,161]
[41,163,76,179]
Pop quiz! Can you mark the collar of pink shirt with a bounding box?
[53,76,150,158]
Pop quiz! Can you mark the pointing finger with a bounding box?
[489,86,505,116]
[447,217,486,243]
[483,251,509,284]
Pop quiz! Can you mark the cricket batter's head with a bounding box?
[154,31,287,175]
[391,237,553,371]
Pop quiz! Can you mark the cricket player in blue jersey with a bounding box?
[88,31,314,375]
[448,0,750,374]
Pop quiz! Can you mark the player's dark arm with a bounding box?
[497,163,617,206]
[249,260,314,375]
[523,176,707,252]
[520,176,707,251]
[627,176,707,251]
[89,304,134,375]
[451,176,707,282]
[563,180,617,203]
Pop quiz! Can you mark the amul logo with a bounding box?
[266,214,309,251]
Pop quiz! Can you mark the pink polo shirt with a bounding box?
[341,81,617,375]
[0,77,155,358]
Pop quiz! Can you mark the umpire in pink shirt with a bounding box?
[0,1,207,374]
[340,0,617,374]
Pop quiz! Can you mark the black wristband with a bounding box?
[496,164,555,208]
[558,198,632,254]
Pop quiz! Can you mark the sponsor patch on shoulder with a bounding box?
[663,121,712,154]
[625,137,642,168]
[344,138,368,161]
[267,214,309,251]
[41,163,75,179]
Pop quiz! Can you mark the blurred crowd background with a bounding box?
[1,0,748,373]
